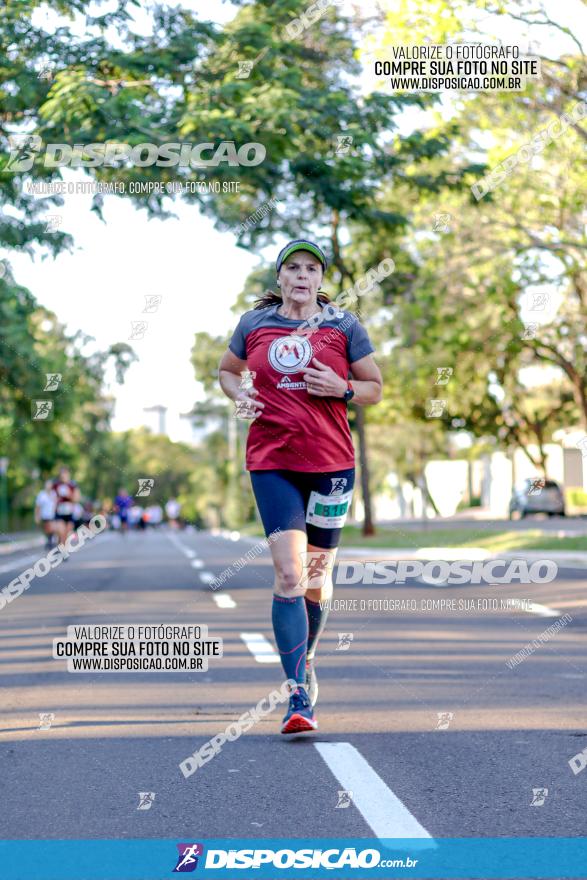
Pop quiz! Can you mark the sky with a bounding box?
[10,0,271,442]
[4,0,585,442]
[8,186,260,441]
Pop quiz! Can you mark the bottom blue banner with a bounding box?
[1,837,586,879]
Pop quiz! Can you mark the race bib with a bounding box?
[56,501,73,515]
[306,490,353,529]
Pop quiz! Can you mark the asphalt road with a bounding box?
[0,527,585,849]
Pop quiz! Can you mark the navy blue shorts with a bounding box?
[249,468,355,549]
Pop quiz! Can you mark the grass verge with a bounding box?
[340,525,586,553]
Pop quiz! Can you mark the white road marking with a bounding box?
[240,632,280,663]
[0,538,43,556]
[0,533,114,575]
[527,602,562,617]
[0,553,41,575]
[315,742,435,844]
[213,593,236,609]
[165,531,196,560]
[164,531,222,585]
[165,533,211,579]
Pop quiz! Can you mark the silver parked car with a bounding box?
[509,478,566,519]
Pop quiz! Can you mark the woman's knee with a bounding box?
[274,561,304,597]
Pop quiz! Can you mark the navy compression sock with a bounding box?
[305,596,329,661]
[271,594,309,686]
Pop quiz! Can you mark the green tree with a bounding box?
[2,0,469,531]
[0,263,135,524]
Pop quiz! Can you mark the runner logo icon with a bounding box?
[268,335,313,374]
[173,843,204,872]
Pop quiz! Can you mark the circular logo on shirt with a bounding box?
[268,335,313,374]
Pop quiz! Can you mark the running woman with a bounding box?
[52,467,81,547]
[34,480,57,549]
[218,239,382,734]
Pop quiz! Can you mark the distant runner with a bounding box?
[72,500,84,533]
[34,480,57,549]
[165,498,181,528]
[52,467,81,547]
[147,504,163,528]
[218,239,382,734]
[114,488,132,535]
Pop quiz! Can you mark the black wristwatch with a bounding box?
[343,381,355,403]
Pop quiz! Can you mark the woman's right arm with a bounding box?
[218,350,265,418]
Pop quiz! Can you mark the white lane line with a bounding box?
[165,531,196,560]
[165,532,210,577]
[0,553,42,575]
[0,538,43,556]
[0,532,115,576]
[213,593,237,609]
[315,742,435,844]
[527,602,562,617]
[165,530,212,577]
[240,632,280,664]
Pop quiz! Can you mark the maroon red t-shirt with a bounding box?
[52,479,78,515]
[228,303,375,472]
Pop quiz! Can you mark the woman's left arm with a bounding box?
[348,354,383,405]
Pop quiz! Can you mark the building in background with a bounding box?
[355,429,587,522]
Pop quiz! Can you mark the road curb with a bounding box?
[0,536,44,555]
